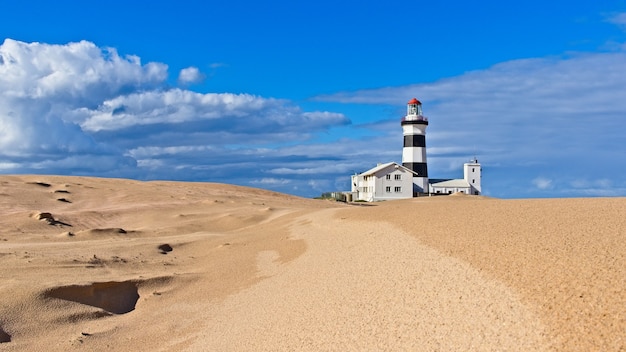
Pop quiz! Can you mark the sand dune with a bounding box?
[0,175,623,351]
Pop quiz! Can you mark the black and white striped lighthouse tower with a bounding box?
[401,98,429,195]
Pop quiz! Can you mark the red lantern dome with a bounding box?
[408,98,421,105]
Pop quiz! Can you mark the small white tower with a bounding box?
[463,158,482,195]
[401,98,429,195]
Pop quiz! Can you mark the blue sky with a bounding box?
[1,1,626,198]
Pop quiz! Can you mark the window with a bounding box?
[472,168,475,172]
[386,186,391,192]
[394,174,402,180]
[472,179,475,183]
[386,174,391,180]
[394,186,402,192]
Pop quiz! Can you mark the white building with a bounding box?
[429,158,482,195]
[351,162,417,201]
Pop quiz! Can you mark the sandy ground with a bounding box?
[0,175,624,351]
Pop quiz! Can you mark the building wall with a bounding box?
[353,175,374,201]
[463,161,482,195]
[352,165,414,201]
[430,185,471,194]
[372,168,413,200]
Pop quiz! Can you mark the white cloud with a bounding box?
[307,179,332,193]
[569,178,613,189]
[561,177,625,196]
[532,177,553,190]
[250,178,291,185]
[80,90,262,132]
[0,39,350,197]
[0,38,168,160]
[269,167,318,175]
[178,66,205,85]
[0,39,166,104]
[76,89,348,135]
[607,12,626,30]
[0,162,20,171]
[128,145,219,159]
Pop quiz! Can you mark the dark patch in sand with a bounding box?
[27,181,51,187]
[158,243,173,254]
[44,281,140,314]
[0,327,10,343]
[33,212,72,227]
[57,198,72,203]
[34,212,54,221]
[56,310,112,324]
[54,189,71,194]
[85,228,127,235]
[88,255,104,266]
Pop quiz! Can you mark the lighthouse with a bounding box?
[347,98,482,201]
[401,98,429,195]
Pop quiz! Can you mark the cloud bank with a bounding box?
[2,33,625,198]
[0,39,350,192]
[316,51,626,197]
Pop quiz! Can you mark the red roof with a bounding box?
[407,98,421,105]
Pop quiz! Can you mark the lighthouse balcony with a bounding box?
[401,116,428,125]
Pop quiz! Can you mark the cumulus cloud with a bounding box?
[0,38,169,158]
[0,39,166,105]
[178,66,205,85]
[0,39,349,196]
[78,90,348,134]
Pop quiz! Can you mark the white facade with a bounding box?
[351,162,417,201]
[463,158,482,194]
[430,159,482,195]
[429,179,472,195]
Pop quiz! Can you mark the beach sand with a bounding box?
[0,175,623,351]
